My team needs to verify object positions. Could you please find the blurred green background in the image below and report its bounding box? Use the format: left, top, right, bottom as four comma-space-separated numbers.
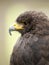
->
0, 0, 49, 65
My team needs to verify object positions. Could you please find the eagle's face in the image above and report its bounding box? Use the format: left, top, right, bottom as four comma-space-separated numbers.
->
9, 12, 33, 35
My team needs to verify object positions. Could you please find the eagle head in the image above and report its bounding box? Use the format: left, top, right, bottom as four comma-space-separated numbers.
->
9, 11, 49, 36
9, 11, 33, 35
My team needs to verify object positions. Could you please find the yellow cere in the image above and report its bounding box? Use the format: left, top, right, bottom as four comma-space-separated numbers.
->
14, 23, 24, 29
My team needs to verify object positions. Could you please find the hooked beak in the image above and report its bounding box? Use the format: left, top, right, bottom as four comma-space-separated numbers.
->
9, 23, 24, 35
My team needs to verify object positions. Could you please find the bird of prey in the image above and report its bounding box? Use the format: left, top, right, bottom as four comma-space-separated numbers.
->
9, 11, 49, 65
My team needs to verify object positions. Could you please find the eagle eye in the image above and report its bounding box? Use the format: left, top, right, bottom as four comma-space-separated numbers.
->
24, 22, 27, 25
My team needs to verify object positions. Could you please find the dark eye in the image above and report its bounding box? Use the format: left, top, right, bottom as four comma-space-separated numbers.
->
24, 22, 27, 25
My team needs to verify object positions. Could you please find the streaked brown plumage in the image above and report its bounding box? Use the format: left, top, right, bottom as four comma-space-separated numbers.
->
9, 11, 49, 65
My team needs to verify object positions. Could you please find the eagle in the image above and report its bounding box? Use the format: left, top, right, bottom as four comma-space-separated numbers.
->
9, 11, 49, 65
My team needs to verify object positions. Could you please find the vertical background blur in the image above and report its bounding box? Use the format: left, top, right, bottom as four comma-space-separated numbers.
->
0, 0, 49, 65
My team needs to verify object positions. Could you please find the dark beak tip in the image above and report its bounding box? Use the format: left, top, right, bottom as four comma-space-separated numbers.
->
9, 25, 17, 36
9, 32, 12, 36
9, 29, 12, 36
